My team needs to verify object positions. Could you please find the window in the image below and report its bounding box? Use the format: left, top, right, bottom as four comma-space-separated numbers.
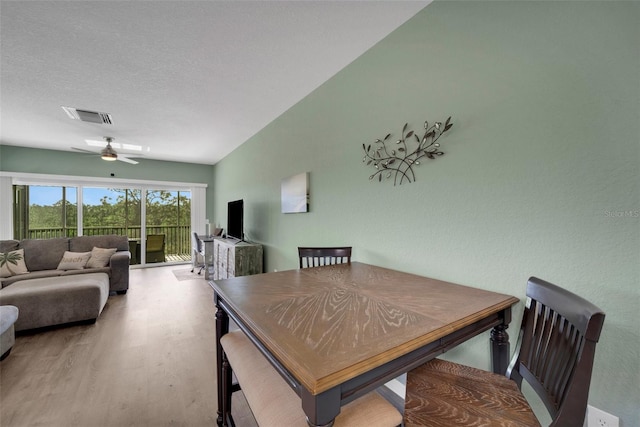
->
14, 185, 77, 239
11, 181, 198, 266
82, 187, 142, 237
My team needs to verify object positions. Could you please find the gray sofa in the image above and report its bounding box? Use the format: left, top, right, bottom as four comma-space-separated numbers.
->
0, 235, 130, 331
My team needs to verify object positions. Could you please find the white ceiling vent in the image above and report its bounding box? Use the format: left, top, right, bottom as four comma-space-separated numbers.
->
62, 106, 113, 124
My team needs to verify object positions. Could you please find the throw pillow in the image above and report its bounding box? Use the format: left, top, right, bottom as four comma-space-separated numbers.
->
86, 247, 117, 268
0, 249, 29, 277
57, 251, 91, 270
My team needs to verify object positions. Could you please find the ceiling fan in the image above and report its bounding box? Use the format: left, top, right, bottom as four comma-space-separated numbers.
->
71, 136, 140, 164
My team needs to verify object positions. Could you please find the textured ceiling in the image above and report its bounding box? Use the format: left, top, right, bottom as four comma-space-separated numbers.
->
0, 1, 429, 165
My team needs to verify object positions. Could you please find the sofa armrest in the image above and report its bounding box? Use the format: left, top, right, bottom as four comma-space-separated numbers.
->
109, 251, 130, 293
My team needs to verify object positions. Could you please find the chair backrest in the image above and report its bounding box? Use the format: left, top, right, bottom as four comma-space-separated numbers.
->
146, 234, 165, 252
298, 247, 352, 268
507, 277, 605, 427
192, 232, 203, 253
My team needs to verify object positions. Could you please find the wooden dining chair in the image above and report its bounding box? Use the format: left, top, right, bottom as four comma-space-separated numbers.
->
298, 246, 352, 268
404, 276, 605, 427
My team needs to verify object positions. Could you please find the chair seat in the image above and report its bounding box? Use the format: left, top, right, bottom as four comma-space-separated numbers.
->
405, 277, 605, 427
221, 330, 402, 427
404, 358, 541, 427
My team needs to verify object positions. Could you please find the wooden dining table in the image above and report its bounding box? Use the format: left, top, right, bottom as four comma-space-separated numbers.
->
211, 262, 519, 427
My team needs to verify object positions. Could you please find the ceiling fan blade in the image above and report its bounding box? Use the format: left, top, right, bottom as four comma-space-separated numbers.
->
71, 147, 98, 154
118, 156, 139, 165
74, 140, 141, 164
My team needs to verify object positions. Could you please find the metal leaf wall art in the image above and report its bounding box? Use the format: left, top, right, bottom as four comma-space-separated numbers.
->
362, 117, 454, 185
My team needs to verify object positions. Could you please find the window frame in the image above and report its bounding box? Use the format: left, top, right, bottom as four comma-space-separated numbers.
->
0, 173, 207, 261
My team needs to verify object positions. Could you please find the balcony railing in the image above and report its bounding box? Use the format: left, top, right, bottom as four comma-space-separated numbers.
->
26, 226, 192, 263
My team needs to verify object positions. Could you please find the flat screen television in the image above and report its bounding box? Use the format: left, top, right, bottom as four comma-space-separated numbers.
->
227, 199, 244, 241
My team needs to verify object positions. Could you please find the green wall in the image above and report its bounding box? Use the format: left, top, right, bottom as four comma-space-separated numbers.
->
212, 1, 639, 425
0, 145, 215, 217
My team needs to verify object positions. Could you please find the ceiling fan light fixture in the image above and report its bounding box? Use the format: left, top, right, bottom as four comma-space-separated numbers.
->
101, 137, 118, 161
101, 150, 118, 161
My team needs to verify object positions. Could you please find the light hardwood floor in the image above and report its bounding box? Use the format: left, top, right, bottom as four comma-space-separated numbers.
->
0, 266, 256, 427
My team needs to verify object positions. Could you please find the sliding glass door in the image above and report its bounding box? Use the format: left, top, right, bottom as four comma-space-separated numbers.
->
82, 187, 142, 263
13, 184, 191, 266
145, 190, 191, 264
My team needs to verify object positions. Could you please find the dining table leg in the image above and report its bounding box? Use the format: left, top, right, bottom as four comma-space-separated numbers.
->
490, 307, 512, 374
215, 293, 230, 427
300, 386, 341, 427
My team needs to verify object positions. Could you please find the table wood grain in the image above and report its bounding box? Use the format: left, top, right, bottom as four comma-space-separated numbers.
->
213, 262, 519, 397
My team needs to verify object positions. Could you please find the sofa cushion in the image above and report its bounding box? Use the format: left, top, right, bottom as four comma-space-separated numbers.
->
20, 238, 69, 271
0, 273, 110, 331
0, 240, 19, 253
0, 267, 114, 289
1, 249, 29, 278
0, 305, 19, 358
59, 267, 110, 278
1, 270, 61, 288
86, 247, 117, 268
57, 251, 92, 270
0, 305, 19, 334
70, 235, 129, 252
